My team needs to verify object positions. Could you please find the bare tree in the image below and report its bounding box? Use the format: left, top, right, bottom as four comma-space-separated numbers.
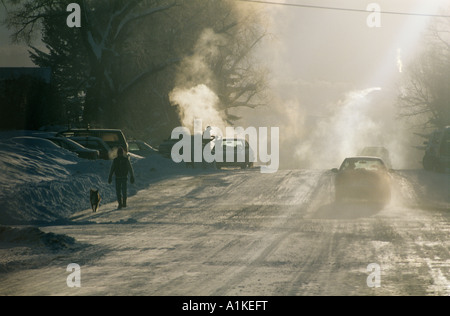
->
399, 16, 450, 130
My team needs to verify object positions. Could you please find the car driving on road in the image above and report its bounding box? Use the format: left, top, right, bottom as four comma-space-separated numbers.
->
358, 146, 392, 169
332, 156, 391, 204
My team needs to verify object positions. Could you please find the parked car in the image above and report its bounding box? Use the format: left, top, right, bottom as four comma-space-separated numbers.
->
214, 138, 255, 170
56, 129, 128, 152
332, 156, 391, 204
158, 138, 179, 158
11, 136, 61, 150
128, 140, 159, 157
159, 134, 215, 161
69, 136, 112, 160
423, 126, 450, 173
358, 147, 392, 169
46, 137, 99, 160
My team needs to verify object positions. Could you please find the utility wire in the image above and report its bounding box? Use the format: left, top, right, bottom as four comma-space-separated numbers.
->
237, 0, 450, 18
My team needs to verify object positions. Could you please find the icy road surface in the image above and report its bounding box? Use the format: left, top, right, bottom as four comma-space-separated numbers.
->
0, 169, 449, 296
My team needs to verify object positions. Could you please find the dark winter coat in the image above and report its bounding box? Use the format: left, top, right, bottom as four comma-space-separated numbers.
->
108, 155, 135, 183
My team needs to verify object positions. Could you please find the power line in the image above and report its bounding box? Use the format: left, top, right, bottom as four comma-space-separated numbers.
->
237, 0, 450, 18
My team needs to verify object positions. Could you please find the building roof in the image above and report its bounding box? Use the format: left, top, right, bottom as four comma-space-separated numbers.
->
0, 67, 52, 84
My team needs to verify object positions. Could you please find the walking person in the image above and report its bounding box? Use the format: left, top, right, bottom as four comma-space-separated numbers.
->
108, 147, 135, 209
202, 126, 217, 169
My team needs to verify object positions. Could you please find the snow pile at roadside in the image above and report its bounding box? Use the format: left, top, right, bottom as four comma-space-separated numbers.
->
396, 170, 450, 210
0, 226, 76, 250
0, 131, 185, 225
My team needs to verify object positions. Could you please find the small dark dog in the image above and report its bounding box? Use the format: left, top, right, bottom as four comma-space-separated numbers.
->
90, 189, 101, 213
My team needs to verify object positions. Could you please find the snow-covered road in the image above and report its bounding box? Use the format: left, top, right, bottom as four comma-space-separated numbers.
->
0, 168, 449, 296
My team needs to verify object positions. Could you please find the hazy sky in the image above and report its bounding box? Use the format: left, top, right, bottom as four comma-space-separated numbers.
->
260, 0, 448, 90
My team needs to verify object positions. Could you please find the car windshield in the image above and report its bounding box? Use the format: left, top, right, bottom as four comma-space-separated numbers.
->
101, 133, 119, 142
129, 143, 140, 151
340, 158, 386, 171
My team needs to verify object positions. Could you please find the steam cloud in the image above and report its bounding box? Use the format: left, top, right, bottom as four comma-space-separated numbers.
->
295, 87, 384, 169
169, 28, 227, 132
169, 84, 226, 132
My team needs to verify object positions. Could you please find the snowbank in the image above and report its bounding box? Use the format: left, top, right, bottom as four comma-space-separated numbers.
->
396, 169, 450, 210
0, 226, 75, 250
0, 131, 186, 225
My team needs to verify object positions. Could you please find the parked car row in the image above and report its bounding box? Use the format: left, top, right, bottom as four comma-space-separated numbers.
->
36, 128, 254, 168
24, 128, 158, 161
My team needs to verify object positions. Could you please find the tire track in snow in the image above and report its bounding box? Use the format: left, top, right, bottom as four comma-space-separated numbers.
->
209, 171, 329, 296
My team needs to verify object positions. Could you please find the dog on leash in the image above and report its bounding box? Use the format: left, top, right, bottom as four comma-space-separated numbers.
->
90, 189, 101, 213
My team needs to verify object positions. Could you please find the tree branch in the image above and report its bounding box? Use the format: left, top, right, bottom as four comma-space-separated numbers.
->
118, 57, 182, 96
113, 2, 177, 41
